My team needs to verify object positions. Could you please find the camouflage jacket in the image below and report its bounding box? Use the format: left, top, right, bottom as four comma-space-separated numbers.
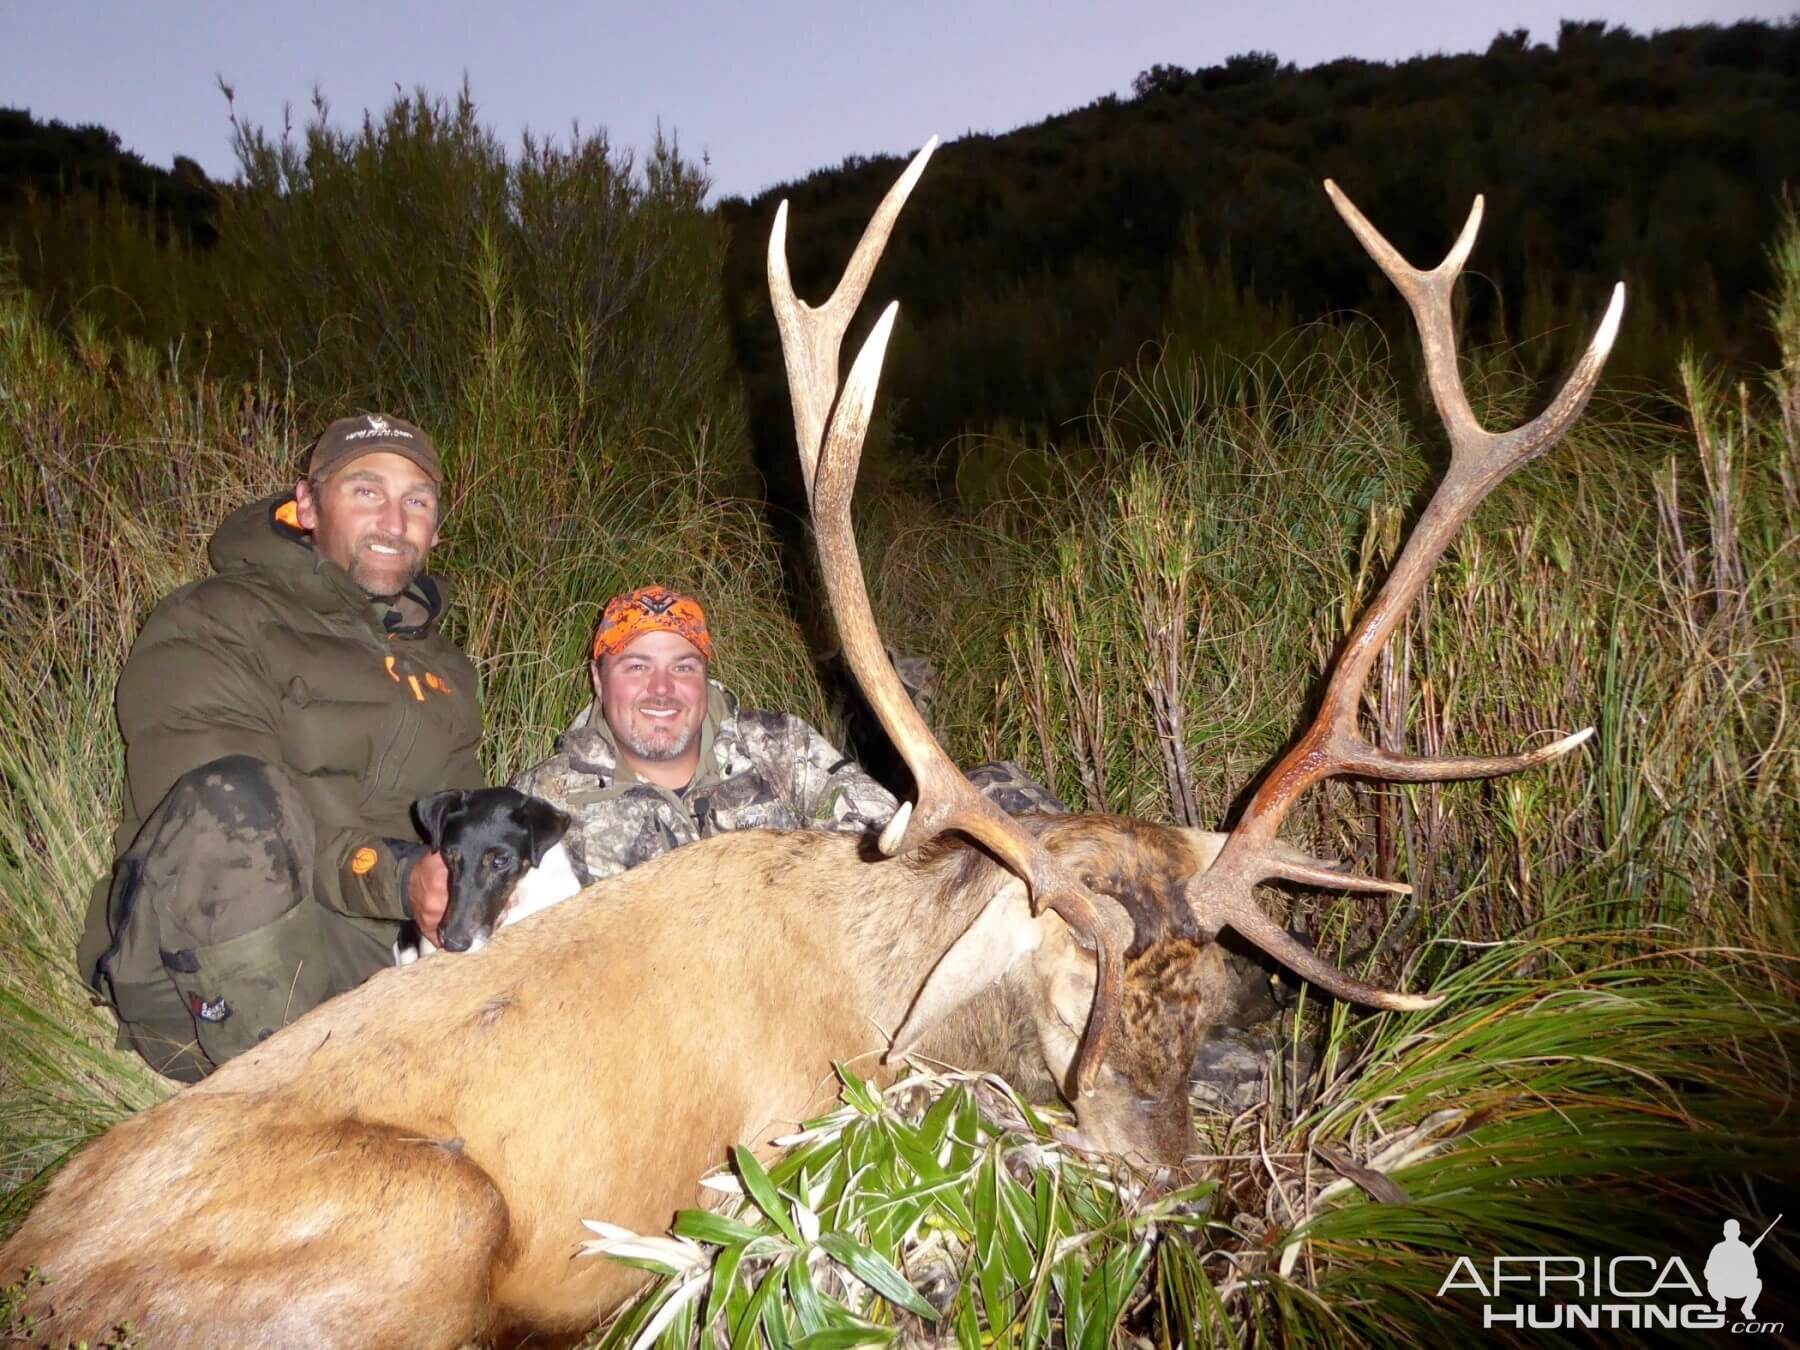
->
510, 683, 899, 886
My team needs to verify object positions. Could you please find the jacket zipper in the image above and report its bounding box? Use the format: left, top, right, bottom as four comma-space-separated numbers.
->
364, 653, 419, 810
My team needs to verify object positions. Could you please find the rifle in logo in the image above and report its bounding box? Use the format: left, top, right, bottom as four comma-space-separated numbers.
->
1706, 1214, 1780, 1319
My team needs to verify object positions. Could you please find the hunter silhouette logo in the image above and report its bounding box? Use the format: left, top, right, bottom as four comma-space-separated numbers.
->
1708, 1216, 1779, 1319
1437, 1214, 1785, 1334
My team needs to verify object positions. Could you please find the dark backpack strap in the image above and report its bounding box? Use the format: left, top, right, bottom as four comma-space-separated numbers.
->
90, 855, 143, 997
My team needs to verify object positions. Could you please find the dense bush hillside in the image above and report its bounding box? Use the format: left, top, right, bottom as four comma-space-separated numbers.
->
0, 107, 216, 246
7, 19, 1794, 484
722, 19, 1798, 488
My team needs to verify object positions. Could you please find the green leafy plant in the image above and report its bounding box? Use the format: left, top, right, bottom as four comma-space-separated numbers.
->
585, 1065, 1218, 1350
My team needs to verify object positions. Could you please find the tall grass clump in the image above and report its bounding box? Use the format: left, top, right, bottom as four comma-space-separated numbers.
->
10, 83, 742, 478
215, 85, 735, 456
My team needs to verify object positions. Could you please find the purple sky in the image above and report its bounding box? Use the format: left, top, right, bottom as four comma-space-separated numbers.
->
5, 0, 1786, 200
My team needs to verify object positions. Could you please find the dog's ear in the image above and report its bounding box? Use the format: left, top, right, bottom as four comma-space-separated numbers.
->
414, 789, 468, 850
517, 795, 573, 867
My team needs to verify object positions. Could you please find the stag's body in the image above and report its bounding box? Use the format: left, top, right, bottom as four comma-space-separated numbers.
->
2, 818, 1234, 1346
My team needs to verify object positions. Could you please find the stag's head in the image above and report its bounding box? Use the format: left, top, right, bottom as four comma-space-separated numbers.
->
768, 139, 1623, 1168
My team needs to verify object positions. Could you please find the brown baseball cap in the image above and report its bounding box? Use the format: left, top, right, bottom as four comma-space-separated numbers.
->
308, 412, 444, 484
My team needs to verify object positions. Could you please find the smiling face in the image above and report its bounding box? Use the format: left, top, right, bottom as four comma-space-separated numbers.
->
594, 629, 710, 788
293, 450, 441, 598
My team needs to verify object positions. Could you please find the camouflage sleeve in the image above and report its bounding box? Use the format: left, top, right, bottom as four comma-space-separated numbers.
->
775, 715, 899, 833
965, 761, 1069, 815
506, 754, 561, 806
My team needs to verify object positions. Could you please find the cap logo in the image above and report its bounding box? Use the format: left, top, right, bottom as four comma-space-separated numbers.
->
309, 412, 443, 484
344, 413, 415, 443
592, 585, 714, 661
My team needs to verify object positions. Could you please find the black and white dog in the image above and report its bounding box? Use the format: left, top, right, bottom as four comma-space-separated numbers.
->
395, 787, 581, 964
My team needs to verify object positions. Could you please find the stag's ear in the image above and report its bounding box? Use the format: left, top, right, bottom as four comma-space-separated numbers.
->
888, 882, 1040, 1061
1177, 828, 1230, 872
517, 796, 573, 867
414, 789, 467, 850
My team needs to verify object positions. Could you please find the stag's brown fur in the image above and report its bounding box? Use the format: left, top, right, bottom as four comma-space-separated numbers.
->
3, 814, 1252, 1347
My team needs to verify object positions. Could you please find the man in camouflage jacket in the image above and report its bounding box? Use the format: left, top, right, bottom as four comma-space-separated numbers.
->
78, 414, 479, 1081
512, 587, 898, 885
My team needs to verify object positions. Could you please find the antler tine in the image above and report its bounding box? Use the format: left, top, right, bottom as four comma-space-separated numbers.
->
1342, 726, 1597, 784
769, 146, 1122, 1093
1325, 183, 1487, 447
1181, 184, 1627, 1014
1210, 894, 1442, 1011
769, 137, 938, 497
1323, 180, 1626, 503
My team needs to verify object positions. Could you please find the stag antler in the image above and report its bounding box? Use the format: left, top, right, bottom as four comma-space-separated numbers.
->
768, 140, 1123, 1092
1180, 183, 1625, 1010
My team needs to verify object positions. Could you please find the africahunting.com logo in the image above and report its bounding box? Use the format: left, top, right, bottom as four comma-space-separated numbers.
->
1437, 1215, 1782, 1334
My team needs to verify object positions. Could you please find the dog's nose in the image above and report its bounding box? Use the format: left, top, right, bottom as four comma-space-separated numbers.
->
440, 931, 473, 953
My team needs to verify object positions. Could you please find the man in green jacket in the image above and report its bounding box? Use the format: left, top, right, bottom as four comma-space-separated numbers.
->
78, 413, 483, 1081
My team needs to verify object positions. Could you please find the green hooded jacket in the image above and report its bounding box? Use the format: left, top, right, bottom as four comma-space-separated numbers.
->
77, 491, 483, 983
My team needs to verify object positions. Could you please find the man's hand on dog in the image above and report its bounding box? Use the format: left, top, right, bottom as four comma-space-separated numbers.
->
408, 851, 450, 944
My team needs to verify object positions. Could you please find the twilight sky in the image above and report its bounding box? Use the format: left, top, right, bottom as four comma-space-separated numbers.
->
4, 0, 1786, 201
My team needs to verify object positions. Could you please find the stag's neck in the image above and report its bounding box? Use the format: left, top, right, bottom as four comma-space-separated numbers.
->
831, 838, 1011, 1037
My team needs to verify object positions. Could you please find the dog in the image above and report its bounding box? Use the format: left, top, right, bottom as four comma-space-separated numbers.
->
395, 787, 580, 964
